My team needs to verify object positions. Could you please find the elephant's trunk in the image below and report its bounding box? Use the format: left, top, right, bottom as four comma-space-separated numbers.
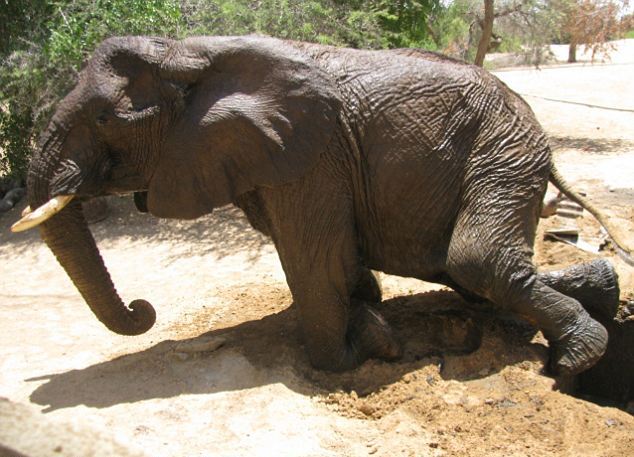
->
26, 133, 155, 335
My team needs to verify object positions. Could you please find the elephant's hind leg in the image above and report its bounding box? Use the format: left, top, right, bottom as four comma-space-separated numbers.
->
517, 279, 608, 374
445, 160, 607, 375
447, 227, 608, 375
537, 259, 620, 320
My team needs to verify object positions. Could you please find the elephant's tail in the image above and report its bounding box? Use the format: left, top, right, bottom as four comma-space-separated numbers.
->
549, 163, 633, 266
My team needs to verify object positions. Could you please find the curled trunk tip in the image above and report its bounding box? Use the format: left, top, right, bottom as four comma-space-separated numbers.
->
108, 299, 156, 335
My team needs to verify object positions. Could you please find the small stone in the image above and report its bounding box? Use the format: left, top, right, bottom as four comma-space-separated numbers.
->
174, 337, 225, 354
403, 373, 416, 383
496, 398, 517, 409
358, 402, 375, 416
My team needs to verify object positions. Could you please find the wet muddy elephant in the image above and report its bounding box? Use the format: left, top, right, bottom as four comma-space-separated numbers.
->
14, 36, 631, 376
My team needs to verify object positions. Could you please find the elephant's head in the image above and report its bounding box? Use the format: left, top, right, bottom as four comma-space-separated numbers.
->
13, 36, 340, 335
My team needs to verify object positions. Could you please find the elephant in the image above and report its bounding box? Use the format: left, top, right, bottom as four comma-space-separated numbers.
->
12, 36, 632, 376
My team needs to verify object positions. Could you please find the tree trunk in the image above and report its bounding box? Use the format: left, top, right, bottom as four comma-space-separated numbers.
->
474, 0, 495, 67
568, 41, 577, 63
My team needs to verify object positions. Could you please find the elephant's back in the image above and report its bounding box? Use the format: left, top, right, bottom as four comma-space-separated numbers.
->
299, 43, 549, 279
338, 54, 481, 277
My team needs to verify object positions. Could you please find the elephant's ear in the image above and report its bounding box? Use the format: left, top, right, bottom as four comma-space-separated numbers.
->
93, 36, 178, 123
145, 37, 342, 219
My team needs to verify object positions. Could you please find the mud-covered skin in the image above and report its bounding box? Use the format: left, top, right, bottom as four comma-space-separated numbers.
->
27, 36, 612, 375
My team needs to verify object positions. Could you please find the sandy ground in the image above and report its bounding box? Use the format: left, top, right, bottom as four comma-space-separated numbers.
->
1, 41, 633, 456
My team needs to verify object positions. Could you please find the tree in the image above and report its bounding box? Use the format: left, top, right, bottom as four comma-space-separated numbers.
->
472, 0, 537, 66
474, 0, 495, 66
365, 0, 443, 48
554, 0, 630, 63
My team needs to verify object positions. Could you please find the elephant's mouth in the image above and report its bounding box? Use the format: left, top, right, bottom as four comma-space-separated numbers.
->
105, 172, 148, 195
13, 162, 148, 232
53, 154, 148, 196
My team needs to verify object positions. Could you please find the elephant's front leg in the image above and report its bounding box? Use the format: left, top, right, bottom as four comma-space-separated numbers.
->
288, 247, 400, 370
268, 195, 400, 371
291, 276, 401, 371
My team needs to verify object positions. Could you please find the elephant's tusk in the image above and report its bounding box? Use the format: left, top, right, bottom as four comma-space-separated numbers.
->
21, 205, 32, 217
11, 195, 74, 232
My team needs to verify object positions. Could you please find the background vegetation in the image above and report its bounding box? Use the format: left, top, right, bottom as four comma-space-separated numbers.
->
1, 0, 632, 181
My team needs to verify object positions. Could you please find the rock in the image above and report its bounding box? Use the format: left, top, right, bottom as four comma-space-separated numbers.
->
0, 398, 147, 457
0, 188, 25, 212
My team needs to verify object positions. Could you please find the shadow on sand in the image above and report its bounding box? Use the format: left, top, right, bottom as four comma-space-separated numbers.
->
28, 289, 547, 413
549, 135, 634, 154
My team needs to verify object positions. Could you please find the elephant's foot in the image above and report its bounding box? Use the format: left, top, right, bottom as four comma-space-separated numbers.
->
348, 304, 402, 363
549, 313, 608, 376
538, 259, 620, 320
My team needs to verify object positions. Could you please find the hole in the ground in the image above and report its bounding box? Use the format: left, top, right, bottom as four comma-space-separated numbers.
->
574, 302, 634, 412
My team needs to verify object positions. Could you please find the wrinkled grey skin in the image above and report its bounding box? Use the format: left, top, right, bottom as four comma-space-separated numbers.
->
27, 36, 614, 375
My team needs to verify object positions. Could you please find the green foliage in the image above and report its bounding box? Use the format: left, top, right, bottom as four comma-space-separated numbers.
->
180, 0, 388, 48
497, 35, 523, 53
627, 29, 634, 38
0, 1, 53, 56
427, 0, 473, 59
369, 0, 441, 49
45, 0, 182, 71
0, 106, 33, 178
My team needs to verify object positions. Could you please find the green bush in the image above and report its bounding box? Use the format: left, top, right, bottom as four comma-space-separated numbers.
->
180, 0, 388, 48
425, 0, 473, 61
0, 107, 33, 179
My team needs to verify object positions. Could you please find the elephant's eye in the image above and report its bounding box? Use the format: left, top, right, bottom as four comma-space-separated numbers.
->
96, 113, 109, 126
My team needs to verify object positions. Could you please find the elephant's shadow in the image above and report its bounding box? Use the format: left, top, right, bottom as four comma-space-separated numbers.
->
28, 290, 548, 412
